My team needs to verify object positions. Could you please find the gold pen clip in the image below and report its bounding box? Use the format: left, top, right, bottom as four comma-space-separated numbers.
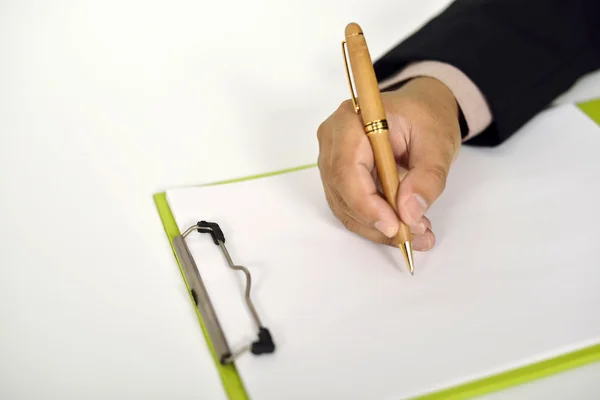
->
341, 39, 360, 114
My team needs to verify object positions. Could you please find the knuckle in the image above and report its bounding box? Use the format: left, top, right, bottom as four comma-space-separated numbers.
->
317, 152, 325, 174
424, 164, 448, 190
316, 129, 332, 177
337, 98, 356, 114
341, 214, 359, 233
316, 121, 327, 142
317, 150, 328, 180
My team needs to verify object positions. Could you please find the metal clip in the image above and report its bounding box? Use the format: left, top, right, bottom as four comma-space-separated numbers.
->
342, 39, 360, 113
172, 221, 275, 365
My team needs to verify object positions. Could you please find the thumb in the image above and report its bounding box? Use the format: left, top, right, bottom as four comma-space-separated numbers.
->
396, 138, 454, 226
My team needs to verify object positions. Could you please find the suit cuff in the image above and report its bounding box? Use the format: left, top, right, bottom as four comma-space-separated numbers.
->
378, 60, 492, 141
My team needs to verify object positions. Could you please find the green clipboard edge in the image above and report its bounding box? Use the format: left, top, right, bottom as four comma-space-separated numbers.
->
153, 99, 600, 400
578, 98, 600, 125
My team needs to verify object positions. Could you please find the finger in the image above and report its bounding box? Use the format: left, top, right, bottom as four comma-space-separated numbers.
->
362, 222, 435, 250
373, 164, 429, 235
326, 182, 435, 249
411, 215, 431, 235
316, 113, 335, 176
324, 184, 396, 246
332, 198, 436, 251
327, 102, 400, 238
412, 228, 435, 251
397, 127, 458, 226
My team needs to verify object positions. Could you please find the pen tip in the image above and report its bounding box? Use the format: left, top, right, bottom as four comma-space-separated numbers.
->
399, 241, 415, 275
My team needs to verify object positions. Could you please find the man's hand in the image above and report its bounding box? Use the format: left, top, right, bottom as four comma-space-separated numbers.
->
317, 77, 461, 251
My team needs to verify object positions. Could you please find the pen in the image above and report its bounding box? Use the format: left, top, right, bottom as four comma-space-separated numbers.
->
341, 22, 415, 275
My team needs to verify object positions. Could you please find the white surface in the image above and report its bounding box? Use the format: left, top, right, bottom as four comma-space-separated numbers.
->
1, 0, 599, 399
165, 105, 600, 400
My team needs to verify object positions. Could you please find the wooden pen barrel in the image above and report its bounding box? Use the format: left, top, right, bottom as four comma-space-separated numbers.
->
344, 22, 386, 124
344, 22, 412, 244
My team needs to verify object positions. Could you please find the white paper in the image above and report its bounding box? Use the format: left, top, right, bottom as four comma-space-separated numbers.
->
165, 104, 600, 400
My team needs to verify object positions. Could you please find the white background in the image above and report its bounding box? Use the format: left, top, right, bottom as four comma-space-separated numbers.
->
1, 0, 599, 399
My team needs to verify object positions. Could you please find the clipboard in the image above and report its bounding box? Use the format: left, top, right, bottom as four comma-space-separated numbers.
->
153, 163, 314, 400
153, 99, 600, 400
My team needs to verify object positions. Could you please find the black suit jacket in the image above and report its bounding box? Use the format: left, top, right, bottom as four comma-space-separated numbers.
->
373, 0, 600, 146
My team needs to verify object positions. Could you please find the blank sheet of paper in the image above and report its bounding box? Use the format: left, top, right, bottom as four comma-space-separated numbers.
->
165, 104, 600, 400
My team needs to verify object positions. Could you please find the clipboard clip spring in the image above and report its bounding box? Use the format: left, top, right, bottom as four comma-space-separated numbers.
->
172, 221, 275, 365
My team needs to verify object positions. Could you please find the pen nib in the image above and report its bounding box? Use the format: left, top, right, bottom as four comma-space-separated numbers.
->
399, 241, 415, 275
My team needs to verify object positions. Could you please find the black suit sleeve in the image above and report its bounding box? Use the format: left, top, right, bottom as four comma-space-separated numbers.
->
373, 0, 600, 146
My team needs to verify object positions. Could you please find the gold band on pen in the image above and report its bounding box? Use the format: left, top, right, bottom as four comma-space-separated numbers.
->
365, 119, 389, 135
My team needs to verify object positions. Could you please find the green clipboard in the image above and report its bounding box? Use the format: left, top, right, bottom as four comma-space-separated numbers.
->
153, 99, 600, 400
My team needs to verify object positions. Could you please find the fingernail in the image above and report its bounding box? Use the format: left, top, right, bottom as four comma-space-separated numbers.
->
413, 231, 434, 251
404, 194, 428, 223
375, 221, 397, 238
411, 221, 427, 235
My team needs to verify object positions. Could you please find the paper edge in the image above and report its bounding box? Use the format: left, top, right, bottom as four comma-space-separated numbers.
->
151, 99, 600, 400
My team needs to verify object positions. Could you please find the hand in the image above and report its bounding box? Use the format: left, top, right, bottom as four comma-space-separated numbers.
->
317, 77, 461, 251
